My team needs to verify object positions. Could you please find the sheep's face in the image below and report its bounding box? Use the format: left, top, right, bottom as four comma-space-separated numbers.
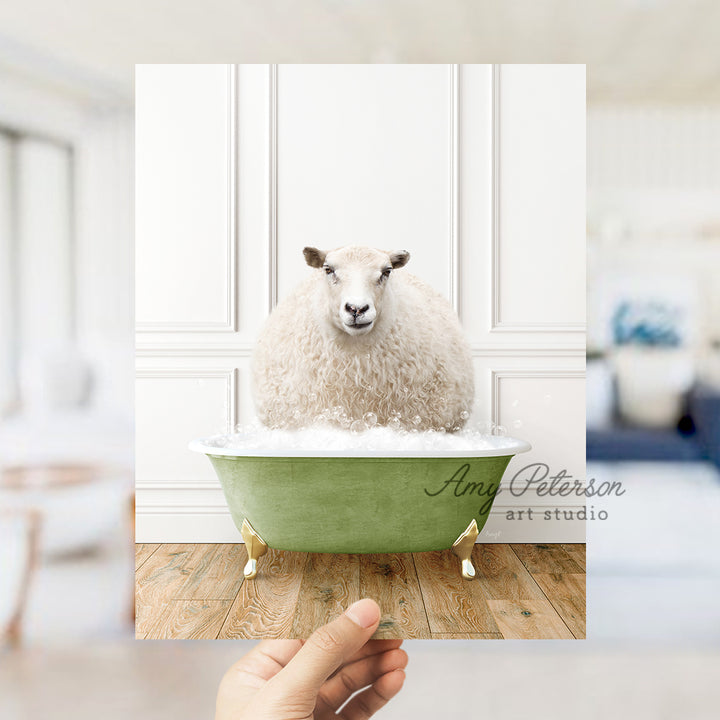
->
304, 245, 410, 337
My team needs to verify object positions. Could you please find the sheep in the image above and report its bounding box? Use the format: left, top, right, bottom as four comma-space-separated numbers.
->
252, 245, 475, 432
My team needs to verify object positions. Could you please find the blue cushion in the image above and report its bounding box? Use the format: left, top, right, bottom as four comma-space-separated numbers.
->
587, 427, 704, 462
688, 384, 720, 467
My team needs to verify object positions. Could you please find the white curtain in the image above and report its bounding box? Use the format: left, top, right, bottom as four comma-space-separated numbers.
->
0, 131, 74, 416
0, 132, 15, 415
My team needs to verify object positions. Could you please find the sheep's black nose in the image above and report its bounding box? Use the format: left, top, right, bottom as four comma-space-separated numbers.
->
345, 303, 369, 317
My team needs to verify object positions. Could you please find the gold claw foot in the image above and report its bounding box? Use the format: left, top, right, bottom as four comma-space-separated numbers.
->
451, 519, 479, 580
241, 518, 268, 579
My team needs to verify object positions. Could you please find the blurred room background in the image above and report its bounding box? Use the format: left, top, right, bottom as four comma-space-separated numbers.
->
586, 103, 720, 641
0, 32, 134, 646
1, 1, 720, 718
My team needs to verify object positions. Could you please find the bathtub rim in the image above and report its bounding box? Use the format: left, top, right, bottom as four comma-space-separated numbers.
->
188, 434, 531, 459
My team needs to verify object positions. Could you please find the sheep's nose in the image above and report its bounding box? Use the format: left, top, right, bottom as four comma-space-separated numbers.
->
345, 303, 370, 317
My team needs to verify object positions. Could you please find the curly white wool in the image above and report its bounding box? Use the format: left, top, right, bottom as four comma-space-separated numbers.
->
252, 246, 475, 431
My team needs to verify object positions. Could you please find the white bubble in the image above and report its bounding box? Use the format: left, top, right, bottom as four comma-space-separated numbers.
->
512, 419, 523, 429
494, 424, 508, 436
412, 415, 422, 426
459, 410, 470, 421
350, 419, 365, 434
363, 412, 378, 428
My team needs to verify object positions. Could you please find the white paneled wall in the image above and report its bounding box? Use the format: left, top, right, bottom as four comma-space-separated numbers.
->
276, 64, 453, 302
494, 65, 586, 331
135, 64, 236, 330
136, 64, 586, 543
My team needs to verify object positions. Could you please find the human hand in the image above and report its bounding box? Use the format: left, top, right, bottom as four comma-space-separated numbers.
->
215, 598, 407, 719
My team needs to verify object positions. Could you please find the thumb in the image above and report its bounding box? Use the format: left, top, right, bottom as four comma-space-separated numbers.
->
270, 599, 381, 698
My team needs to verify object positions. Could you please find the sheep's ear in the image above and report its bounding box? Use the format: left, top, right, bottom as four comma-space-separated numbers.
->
303, 247, 327, 268
389, 250, 410, 269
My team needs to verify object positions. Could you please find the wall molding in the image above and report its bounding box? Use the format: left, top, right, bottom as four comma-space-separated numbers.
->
264, 64, 460, 316
490, 505, 585, 511
471, 345, 585, 357
137, 503, 585, 516
136, 480, 221, 490
136, 366, 239, 431
490, 368, 585, 426
491, 321, 587, 333
137, 342, 585, 358
136, 510, 583, 543
136, 343, 255, 357
135, 478, 584, 498
488, 64, 585, 335
136, 504, 230, 515
136, 64, 238, 334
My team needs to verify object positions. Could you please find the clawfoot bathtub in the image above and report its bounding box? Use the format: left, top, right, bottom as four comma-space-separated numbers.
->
189, 436, 531, 580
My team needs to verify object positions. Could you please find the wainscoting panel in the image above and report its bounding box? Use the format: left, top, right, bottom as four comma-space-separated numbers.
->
135, 64, 236, 331
135, 368, 237, 484
275, 64, 454, 306
491, 64, 586, 334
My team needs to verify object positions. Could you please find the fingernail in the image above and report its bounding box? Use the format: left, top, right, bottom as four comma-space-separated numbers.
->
345, 599, 380, 628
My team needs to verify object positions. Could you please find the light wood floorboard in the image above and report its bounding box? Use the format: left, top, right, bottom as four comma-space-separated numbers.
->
531, 572, 586, 639
135, 543, 160, 571
360, 554, 430, 639
220, 548, 308, 639
413, 550, 500, 635
136, 543, 585, 640
291, 553, 360, 638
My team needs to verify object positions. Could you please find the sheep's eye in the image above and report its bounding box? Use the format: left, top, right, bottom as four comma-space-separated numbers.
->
324, 266, 335, 276
379, 267, 392, 281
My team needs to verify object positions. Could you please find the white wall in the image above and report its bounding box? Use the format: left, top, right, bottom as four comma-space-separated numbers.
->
136, 64, 586, 543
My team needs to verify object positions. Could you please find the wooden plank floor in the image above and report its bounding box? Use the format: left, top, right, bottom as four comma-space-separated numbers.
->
136, 543, 585, 640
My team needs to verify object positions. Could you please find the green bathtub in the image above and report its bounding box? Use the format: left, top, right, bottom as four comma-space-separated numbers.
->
189, 436, 530, 580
